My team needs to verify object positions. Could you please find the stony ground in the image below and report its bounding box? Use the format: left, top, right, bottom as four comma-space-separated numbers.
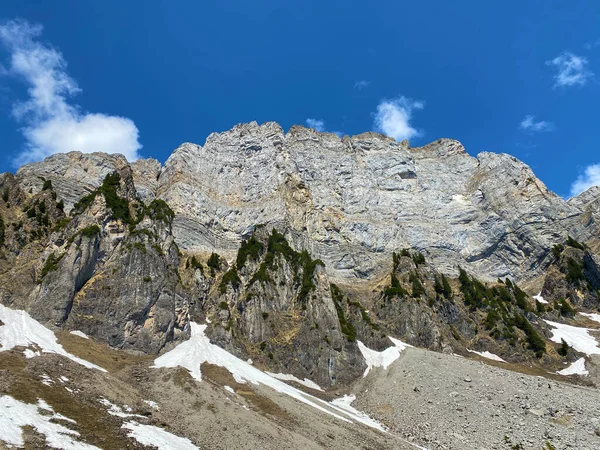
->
353, 347, 600, 450
2, 329, 600, 449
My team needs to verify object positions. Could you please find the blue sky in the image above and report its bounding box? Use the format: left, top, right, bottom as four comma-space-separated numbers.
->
0, 1, 599, 198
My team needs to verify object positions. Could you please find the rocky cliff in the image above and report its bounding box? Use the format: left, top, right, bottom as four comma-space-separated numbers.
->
3, 121, 600, 388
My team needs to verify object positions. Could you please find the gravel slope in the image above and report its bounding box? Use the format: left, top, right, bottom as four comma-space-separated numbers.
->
353, 347, 600, 450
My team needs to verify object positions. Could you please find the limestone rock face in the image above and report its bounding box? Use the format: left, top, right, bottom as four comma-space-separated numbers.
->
157, 122, 594, 283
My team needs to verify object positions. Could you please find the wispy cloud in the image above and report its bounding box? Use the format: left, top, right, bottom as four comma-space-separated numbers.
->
353, 80, 370, 90
519, 115, 553, 132
571, 164, 600, 197
373, 96, 424, 142
0, 19, 142, 166
545, 52, 593, 88
305, 118, 326, 132
584, 39, 600, 50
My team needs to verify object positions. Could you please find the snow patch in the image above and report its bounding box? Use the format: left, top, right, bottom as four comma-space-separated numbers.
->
224, 385, 235, 394
330, 395, 386, 432
143, 400, 159, 410
557, 357, 588, 376
0, 305, 106, 372
467, 349, 506, 362
123, 421, 199, 450
544, 320, 600, 355
41, 374, 54, 386
357, 337, 411, 377
152, 323, 387, 431
533, 293, 548, 304
265, 372, 323, 391
580, 312, 600, 324
0, 395, 99, 449
99, 399, 144, 418
69, 330, 89, 339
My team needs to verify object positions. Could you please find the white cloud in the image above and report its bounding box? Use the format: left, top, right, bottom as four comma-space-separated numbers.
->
306, 118, 326, 132
571, 164, 600, 197
546, 52, 593, 88
519, 115, 553, 132
354, 80, 370, 90
373, 96, 423, 141
0, 19, 142, 166
584, 39, 600, 50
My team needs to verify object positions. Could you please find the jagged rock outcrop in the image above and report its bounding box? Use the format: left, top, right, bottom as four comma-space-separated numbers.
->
3, 120, 600, 386
157, 122, 595, 283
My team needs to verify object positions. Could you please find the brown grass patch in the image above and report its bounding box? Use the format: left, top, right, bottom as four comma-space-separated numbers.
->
56, 330, 152, 373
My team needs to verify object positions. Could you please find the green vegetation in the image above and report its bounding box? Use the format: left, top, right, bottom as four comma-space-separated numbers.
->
514, 314, 546, 357
262, 312, 269, 319
330, 284, 357, 341
207, 252, 221, 275
218, 301, 229, 310
145, 199, 174, 224
409, 271, 425, 298
236, 236, 264, 268
98, 172, 131, 223
557, 338, 570, 357
565, 257, 584, 284
41, 252, 65, 278
72, 172, 135, 225
79, 224, 101, 238
2, 188, 9, 202
566, 235, 584, 250
189, 256, 204, 274
219, 266, 241, 294
249, 229, 324, 305
556, 298, 575, 317
412, 251, 425, 266
383, 272, 408, 299
42, 179, 53, 191
143, 276, 152, 283
56, 199, 64, 211
551, 243, 564, 259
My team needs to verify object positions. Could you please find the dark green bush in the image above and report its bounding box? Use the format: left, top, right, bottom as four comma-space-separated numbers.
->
236, 236, 264, 268
218, 301, 229, 310
412, 251, 425, 266
146, 199, 174, 224
566, 257, 584, 283
383, 272, 407, 299
330, 284, 357, 341
551, 244, 564, 259
41, 252, 65, 278
207, 253, 221, 273
566, 236, 584, 250
557, 338, 569, 357
219, 266, 241, 294
42, 179, 53, 191
80, 224, 101, 238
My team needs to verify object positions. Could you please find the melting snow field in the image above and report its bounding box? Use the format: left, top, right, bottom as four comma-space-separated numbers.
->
580, 312, 600, 324
152, 323, 386, 430
69, 330, 89, 339
544, 320, 600, 355
466, 349, 506, 362
265, 372, 323, 391
357, 337, 412, 377
123, 422, 199, 450
533, 293, 548, 304
0, 304, 106, 372
557, 357, 588, 376
0, 395, 99, 449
